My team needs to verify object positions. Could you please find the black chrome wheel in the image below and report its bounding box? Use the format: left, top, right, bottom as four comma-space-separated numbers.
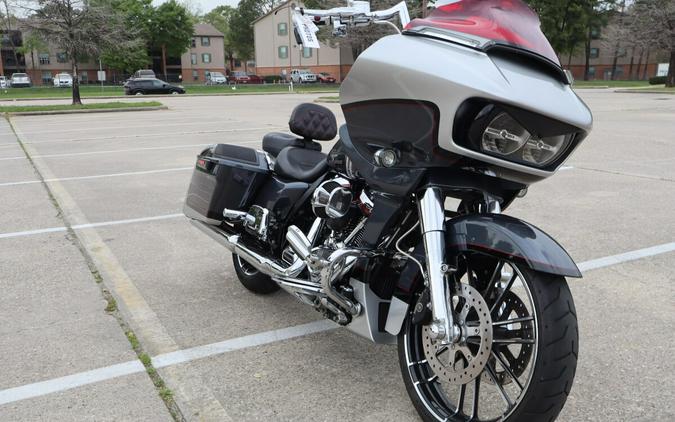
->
398, 255, 578, 422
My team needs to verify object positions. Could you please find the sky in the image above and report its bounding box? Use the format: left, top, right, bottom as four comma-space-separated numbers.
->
152, 0, 240, 15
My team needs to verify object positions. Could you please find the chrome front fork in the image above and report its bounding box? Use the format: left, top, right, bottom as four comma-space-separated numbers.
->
418, 187, 460, 344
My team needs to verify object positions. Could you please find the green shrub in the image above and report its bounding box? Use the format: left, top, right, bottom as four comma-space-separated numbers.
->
263, 75, 283, 84
649, 76, 667, 85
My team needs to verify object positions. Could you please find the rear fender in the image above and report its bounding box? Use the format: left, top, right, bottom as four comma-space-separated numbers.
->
446, 214, 581, 278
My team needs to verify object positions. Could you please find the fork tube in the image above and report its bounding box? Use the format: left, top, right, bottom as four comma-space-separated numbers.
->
418, 187, 454, 344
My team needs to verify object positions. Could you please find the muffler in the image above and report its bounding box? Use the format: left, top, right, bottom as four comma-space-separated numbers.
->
189, 219, 306, 278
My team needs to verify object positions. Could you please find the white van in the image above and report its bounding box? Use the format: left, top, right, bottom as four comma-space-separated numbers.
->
53, 73, 73, 88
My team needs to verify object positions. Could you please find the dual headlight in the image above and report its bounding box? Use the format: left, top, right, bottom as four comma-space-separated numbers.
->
481, 112, 573, 167
457, 101, 582, 170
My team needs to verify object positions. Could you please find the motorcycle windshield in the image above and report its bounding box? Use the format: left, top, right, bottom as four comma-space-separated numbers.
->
405, 0, 559, 65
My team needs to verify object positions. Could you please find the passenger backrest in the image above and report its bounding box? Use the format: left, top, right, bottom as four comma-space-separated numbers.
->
288, 103, 337, 141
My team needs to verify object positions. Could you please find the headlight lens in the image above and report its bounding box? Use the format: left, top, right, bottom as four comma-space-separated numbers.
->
480, 111, 573, 167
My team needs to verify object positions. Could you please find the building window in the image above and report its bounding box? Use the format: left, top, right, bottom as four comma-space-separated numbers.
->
590, 48, 599, 59
79, 73, 88, 83
234, 59, 241, 67
278, 22, 288, 36
202, 53, 211, 63
278, 46, 288, 59
42, 71, 52, 84
587, 66, 596, 78
56, 52, 67, 63
192, 70, 199, 81
191, 38, 196, 48
201, 37, 210, 47
590, 28, 600, 39
191, 53, 197, 65
302, 47, 312, 58
38, 53, 50, 65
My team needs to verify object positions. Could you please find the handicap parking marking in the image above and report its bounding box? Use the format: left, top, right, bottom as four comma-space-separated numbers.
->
0, 244, 672, 407
0, 167, 194, 187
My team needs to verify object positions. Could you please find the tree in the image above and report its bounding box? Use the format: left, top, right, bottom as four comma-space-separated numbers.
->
627, 0, 675, 86
17, 33, 46, 81
150, 0, 193, 81
23, 0, 131, 105
527, 0, 591, 60
226, 0, 264, 66
100, 0, 154, 77
203, 5, 236, 70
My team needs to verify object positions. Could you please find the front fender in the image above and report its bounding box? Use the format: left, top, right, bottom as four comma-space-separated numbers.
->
446, 214, 581, 278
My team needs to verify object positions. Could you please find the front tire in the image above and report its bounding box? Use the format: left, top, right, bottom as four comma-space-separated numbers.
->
398, 260, 578, 422
232, 254, 279, 294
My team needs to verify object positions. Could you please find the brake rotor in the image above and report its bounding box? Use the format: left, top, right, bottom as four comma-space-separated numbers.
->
483, 290, 535, 385
422, 283, 492, 385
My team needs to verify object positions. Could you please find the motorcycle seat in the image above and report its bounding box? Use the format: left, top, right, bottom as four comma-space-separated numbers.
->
274, 146, 328, 182
262, 132, 321, 157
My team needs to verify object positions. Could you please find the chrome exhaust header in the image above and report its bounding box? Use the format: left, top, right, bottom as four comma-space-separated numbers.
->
189, 219, 306, 278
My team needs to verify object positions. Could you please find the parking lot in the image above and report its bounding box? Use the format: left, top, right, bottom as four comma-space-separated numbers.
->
0, 90, 673, 421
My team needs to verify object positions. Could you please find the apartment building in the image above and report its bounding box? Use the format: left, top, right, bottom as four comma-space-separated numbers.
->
253, 1, 354, 81
564, 23, 667, 81
3, 23, 227, 85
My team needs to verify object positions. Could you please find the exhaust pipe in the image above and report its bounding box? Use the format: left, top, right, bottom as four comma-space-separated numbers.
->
190, 219, 306, 278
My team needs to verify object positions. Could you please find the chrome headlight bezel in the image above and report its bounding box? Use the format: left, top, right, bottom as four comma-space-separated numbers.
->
454, 99, 586, 171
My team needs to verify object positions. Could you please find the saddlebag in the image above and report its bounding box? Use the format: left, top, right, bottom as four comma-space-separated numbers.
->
184, 144, 269, 224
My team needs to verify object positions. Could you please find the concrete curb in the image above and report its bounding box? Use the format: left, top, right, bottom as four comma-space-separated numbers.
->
0, 90, 340, 103
1, 106, 168, 116
613, 89, 675, 94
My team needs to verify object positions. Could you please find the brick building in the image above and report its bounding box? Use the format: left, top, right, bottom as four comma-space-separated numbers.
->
253, 1, 354, 81
563, 26, 667, 81
3, 23, 228, 85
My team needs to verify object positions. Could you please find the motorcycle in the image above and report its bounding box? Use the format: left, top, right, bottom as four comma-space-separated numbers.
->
183, 1, 592, 420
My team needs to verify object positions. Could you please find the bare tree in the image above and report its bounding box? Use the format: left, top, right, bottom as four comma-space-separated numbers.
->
626, 0, 675, 86
22, 0, 132, 104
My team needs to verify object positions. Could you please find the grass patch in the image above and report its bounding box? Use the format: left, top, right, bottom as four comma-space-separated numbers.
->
104, 295, 117, 312
573, 80, 650, 88
315, 95, 340, 103
0, 101, 162, 113
0, 83, 339, 100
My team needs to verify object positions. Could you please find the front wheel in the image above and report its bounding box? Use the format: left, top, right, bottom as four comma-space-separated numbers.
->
398, 258, 578, 422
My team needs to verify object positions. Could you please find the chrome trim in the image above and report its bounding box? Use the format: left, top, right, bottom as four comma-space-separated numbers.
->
189, 219, 305, 278
243, 205, 269, 241
286, 225, 311, 261
223, 208, 248, 222
418, 187, 455, 344
183, 203, 221, 226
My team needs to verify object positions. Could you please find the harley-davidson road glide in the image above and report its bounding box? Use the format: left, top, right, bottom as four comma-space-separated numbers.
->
183, 0, 592, 420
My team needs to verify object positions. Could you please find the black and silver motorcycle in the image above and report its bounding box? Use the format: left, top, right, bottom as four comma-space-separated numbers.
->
184, 1, 592, 420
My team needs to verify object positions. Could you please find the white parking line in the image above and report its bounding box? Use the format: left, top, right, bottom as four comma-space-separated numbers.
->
0, 141, 260, 161
0, 126, 283, 147
0, 213, 183, 240
0, 167, 193, 187
0, 242, 672, 405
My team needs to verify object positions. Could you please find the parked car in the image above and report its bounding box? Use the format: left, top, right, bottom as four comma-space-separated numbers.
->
317, 72, 337, 83
132, 69, 155, 80
53, 73, 73, 88
0, 76, 6, 88
206, 72, 227, 85
245, 73, 264, 84
10, 73, 31, 88
124, 78, 185, 95
227, 72, 263, 84
290, 69, 317, 83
